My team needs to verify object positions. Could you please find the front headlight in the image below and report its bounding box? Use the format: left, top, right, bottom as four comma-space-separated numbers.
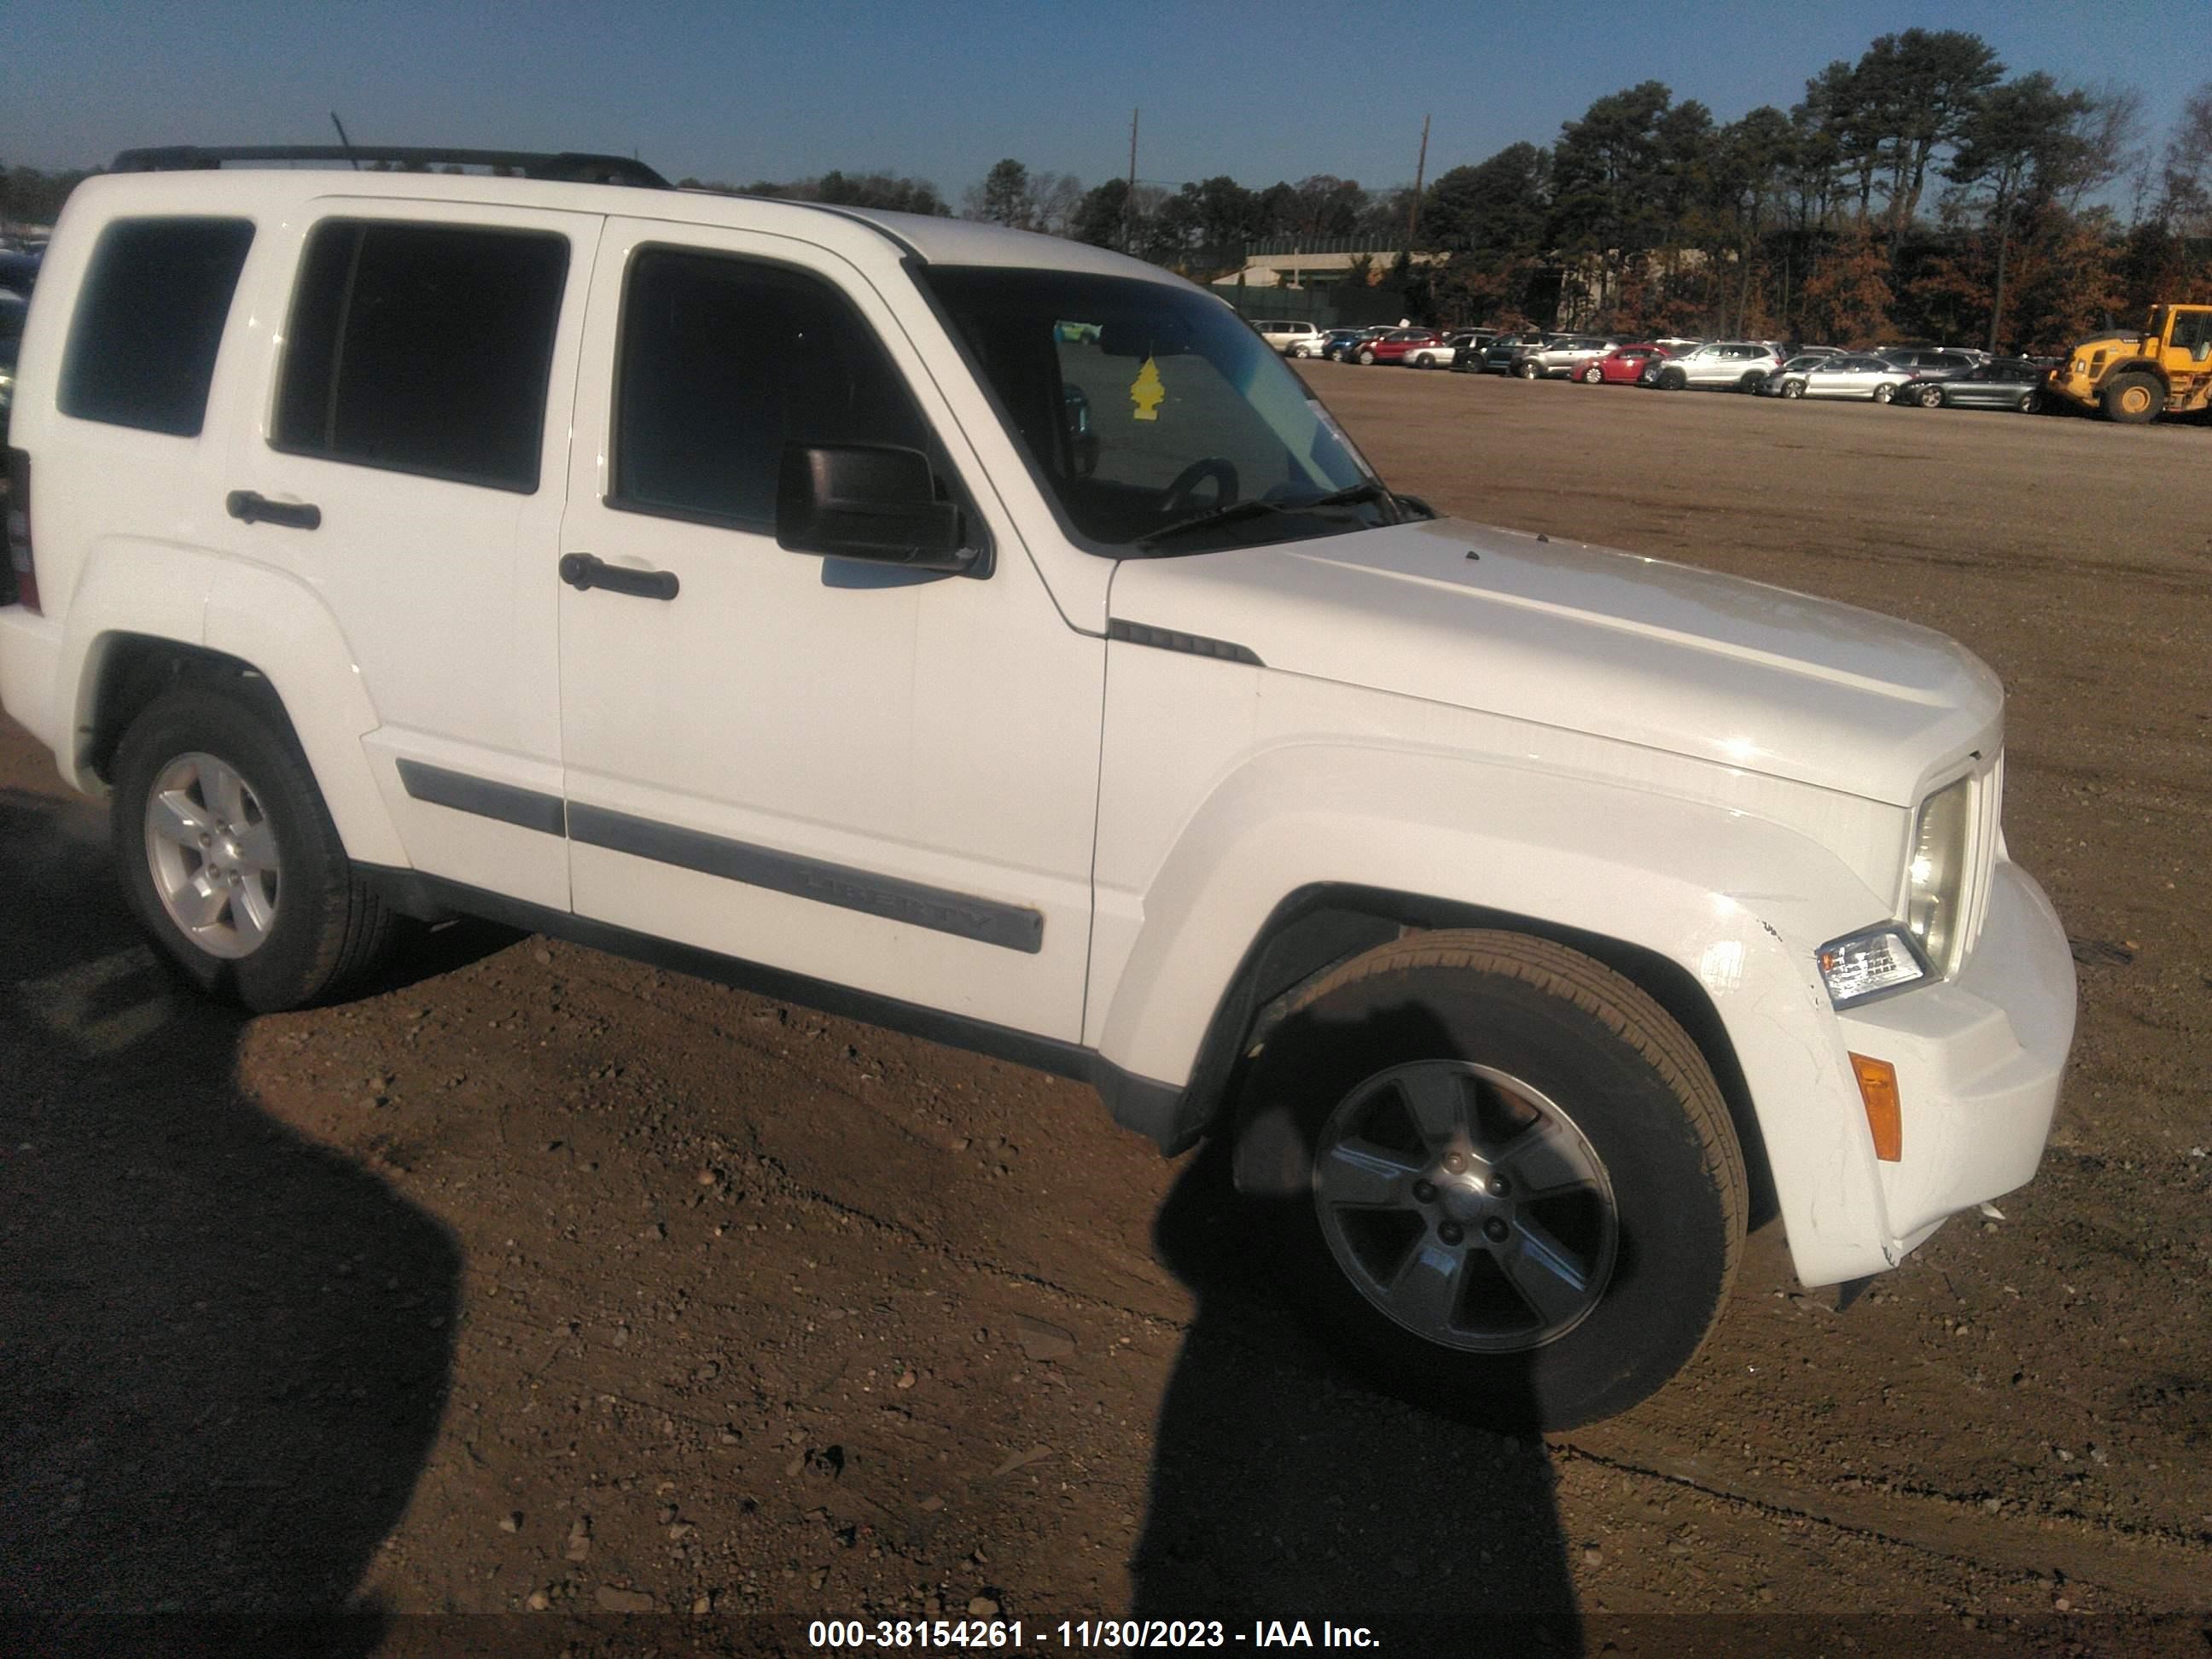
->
1904, 777, 1972, 973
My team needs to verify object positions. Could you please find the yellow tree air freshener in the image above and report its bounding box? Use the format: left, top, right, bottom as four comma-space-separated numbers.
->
1130, 355, 1165, 421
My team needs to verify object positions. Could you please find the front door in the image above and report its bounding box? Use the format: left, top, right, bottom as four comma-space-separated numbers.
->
555, 217, 1104, 1041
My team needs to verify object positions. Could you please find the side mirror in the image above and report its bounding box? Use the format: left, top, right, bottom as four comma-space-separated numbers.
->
776, 444, 972, 572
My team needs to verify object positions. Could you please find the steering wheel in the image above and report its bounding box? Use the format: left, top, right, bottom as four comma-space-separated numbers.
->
1157, 457, 1239, 518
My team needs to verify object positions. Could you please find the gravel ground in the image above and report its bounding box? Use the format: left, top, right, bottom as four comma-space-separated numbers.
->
3, 365, 2209, 1657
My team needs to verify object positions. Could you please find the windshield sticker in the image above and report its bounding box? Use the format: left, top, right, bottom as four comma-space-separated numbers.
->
1130, 356, 1165, 422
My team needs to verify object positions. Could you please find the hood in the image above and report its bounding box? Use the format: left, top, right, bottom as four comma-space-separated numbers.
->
1106, 517, 2002, 806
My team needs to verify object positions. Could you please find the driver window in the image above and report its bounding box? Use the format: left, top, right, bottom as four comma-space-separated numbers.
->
610, 247, 934, 530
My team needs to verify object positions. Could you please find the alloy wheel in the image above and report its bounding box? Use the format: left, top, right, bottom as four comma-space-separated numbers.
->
1311, 1059, 1620, 1353
143, 751, 282, 959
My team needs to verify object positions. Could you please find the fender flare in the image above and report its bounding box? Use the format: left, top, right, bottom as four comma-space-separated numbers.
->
64, 542, 408, 867
1090, 743, 1906, 1287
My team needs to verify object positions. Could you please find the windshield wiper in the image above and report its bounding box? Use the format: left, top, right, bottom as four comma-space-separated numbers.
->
1136, 481, 1400, 552
1307, 480, 1403, 520
1136, 497, 1302, 551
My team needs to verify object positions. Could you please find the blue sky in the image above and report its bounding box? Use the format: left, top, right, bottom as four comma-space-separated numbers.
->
1, 1, 2201, 199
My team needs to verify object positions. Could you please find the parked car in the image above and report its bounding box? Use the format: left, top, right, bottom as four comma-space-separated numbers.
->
1356, 328, 1447, 366
0, 288, 24, 442
1253, 319, 1324, 356
1763, 352, 1914, 402
1406, 330, 1486, 369
1464, 331, 1547, 374
2, 144, 2076, 1433
1324, 325, 1390, 363
1894, 357, 2049, 412
1649, 341, 1785, 392
1878, 347, 1980, 380
1514, 335, 1621, 379
0, 249, 39, 297
1573, 343, 1668, 384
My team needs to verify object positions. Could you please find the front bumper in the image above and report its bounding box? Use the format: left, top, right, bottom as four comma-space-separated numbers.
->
1834, 858, 2076, 1257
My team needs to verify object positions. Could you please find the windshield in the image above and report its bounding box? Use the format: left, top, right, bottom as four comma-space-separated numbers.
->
920, 266, 1388, 555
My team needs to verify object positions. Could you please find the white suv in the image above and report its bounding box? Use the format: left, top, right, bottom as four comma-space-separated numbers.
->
1652, 341, 1786, 392
1252, 319, 1323, 355
0, 147, 2076, 1429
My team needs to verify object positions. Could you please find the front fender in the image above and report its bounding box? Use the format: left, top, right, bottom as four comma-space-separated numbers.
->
1091, 742, 1907, 1285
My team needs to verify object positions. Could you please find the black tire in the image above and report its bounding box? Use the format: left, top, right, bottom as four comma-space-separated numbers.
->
1580, 365, 1603, 384
1738, 371, 1764, 393
1516, 360, 1540, 379
1357, 348, 1377, 365
1657, 368, 1686, 391
1871, 382, 1895, 404
1780, 381, 1804, 399
2017, 389, 2040, 415
112, 679, 398, 1012
2101, 373, 2160, 423
1917, 384, 1944, 408
1235, 929, 1747, 1430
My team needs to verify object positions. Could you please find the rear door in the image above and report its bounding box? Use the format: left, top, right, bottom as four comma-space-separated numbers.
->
225, 200, 596, 908
552, 217, 1104, 1041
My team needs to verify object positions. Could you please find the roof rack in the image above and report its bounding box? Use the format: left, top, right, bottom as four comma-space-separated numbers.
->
108, 146, 669, 189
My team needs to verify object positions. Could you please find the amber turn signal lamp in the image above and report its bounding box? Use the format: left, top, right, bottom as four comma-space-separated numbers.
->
1849, 1053, 1903, 1161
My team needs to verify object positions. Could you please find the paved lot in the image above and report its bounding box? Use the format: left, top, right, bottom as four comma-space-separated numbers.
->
3, 365, 2209, 1655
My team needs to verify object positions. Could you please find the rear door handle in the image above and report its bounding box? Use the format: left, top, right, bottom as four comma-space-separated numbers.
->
559, 551, 679, 601
226, 490, 321, 530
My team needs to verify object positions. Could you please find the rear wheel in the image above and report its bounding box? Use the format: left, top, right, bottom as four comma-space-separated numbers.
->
113, 680, 398, 1011
1872, 382, 1896, 404
2017, 389, 2040, 414
2102, 373, 2160, 423
1738, 370, 1764, 393
1236, 929, 1748, 1430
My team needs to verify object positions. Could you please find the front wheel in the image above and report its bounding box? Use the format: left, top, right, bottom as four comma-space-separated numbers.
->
2101, 374, 2160, 423
1236, 929, 1748, 1430
1780, 380, 1804, 399
1872, 382, 1895, 404
1357, 348, 1377, 365
1917, 384, 1944, 408
1517, 361, 1539, 380
1580, 365, 1603, 384
1657, 369, 1686, 391
112, 679, 398, 1011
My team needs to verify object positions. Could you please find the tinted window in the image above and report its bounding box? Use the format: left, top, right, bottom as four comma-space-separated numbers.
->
60, 217, 253, 436
2169, 311, 2212, 353
274, 221, 568, 492
613, 248, 929, 529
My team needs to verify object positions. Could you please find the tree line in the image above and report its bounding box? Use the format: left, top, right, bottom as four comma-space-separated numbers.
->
11, 33, 2211, 351
701, 33, 2212, 353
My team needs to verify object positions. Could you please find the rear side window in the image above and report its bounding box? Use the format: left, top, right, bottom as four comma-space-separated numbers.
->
611, 248, 929, 529
273, 220, 568, 492
60, 217, 254, 436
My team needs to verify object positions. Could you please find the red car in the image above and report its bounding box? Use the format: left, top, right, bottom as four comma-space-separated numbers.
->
1572, 343, 1669, 384
1357, 328, 1446, 365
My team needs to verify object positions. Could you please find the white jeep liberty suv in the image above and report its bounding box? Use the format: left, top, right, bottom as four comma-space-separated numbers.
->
0, 147, 2076, 1429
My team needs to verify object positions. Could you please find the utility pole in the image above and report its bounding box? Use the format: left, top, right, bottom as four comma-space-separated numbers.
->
1125, 108, 1140, 254
1406, 114, 1429, 246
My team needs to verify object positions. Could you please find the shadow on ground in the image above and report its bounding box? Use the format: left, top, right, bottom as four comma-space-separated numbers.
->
0, 787, 461, 1654
1132, 1133, 1582, 1650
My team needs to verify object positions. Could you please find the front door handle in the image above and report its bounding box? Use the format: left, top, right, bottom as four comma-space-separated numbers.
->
559, 552, 679, 602
226, 490, 321, 530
